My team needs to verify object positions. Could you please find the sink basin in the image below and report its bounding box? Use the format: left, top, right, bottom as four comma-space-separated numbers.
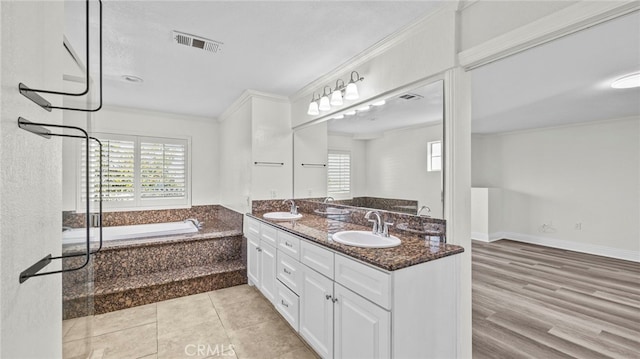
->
263, 212, 303, 221
332, 231, 401, 248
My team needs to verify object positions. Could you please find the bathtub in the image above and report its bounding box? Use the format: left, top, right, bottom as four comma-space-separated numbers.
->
63, 221, 199, 244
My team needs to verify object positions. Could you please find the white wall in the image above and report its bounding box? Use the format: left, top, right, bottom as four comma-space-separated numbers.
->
251, 96, 292, 201
294, 122, 328, 198
1, 1, 65, 357
471, 117, 640, 260
63, 106, 219, 211
365, 124, 443, 216
219, 99, 252, 214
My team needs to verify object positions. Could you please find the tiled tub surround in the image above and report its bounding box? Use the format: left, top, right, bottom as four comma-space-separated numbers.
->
62, 205, 247, 319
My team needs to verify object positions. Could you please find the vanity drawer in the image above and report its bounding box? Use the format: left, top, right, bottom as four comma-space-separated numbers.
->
277, 251, 303, 295
335, 254, 391, 309
278, 231, 301, 260
260, 223, 278, 247
276, 280, 300, 332
245, 217, 260, 240
300, 240, 334, 279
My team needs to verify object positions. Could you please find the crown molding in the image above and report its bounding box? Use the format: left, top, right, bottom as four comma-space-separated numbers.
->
218, 89, 290, 122
459, 0, 640, 70
289, 1, 457, 103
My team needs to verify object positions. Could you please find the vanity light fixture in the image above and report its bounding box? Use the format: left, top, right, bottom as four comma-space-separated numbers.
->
357, 105, 370, 112
372, 99, 386, 106
307, 93, 320, 115
611, 72, 640, 89
333, 114, 344, 120
331, 79, 345, 106
122, 75, 143, 84
319, 86, 332, 111
345, 110, 357, 116
345, 71, 363, 100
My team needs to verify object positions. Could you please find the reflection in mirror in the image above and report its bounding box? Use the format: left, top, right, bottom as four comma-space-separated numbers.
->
294, 80, 444, 219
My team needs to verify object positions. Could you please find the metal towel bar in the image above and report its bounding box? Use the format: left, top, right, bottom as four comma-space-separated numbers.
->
19, 0, 103, 113
301, 163, 326, 167
17, 118, 103, 283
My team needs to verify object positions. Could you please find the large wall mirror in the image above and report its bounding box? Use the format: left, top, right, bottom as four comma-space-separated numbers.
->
293, 79, 444, 219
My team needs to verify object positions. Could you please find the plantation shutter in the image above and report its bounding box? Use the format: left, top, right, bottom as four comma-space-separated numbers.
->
327, 151, 351, 195
82, 138, 136, 202
140, 140, 187, 200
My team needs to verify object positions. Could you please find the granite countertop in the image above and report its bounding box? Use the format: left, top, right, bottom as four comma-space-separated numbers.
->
248, 211, 464, 271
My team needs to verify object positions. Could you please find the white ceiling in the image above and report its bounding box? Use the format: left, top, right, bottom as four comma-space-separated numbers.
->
471, 11, 640, 134
327, 80, 443, 137
64, 0, 445, 119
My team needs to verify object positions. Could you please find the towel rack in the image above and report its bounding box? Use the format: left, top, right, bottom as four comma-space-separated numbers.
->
301, 163, 326, 167
19, 0, 103, 113
254, 161, 284, 166
17, 118, 103, 283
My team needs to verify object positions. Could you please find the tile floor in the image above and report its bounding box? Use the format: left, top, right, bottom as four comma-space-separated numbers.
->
63, 285, 319, 359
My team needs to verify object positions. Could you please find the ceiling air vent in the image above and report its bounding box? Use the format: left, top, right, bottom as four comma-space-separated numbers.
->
399, 93, 424, 100
172, 31, 223, 53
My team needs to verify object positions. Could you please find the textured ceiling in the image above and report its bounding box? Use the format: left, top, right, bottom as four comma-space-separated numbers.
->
471, 11, 640, 134
64, 0, 444, 119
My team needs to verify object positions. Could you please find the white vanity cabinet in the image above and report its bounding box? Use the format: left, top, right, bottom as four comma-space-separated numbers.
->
245, 216, 459, 359
245, 218, 277, 305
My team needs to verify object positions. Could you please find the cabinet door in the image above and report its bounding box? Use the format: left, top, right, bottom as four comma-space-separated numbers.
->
300, 267, 334, 359
259, 242, 277, 305
334, 284, 390, 359
247, 236, 261, 287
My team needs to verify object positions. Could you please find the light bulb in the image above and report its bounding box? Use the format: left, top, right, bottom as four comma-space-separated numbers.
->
357, 105, 370, 112
330, 89, 343, 106
372, 100, 386, 106
345, 110, 356, 116
307, 101, 319, 116
333, 114, 344, 120
345, 82, 359, 100
611, 72, 640, 89
319, 95, 331, 111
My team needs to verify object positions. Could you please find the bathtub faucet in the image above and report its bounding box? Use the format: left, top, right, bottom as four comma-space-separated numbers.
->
283, 199, 298, 215
184, 218, 203, 230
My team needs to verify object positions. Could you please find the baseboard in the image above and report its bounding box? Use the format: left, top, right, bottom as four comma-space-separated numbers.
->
471, 232, 504, 242
499, 232, 640, 263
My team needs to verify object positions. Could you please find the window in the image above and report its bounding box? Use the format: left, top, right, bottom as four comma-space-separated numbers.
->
427, 141, 442, 172
327, 151, 351, 197
80, 134, 189, 210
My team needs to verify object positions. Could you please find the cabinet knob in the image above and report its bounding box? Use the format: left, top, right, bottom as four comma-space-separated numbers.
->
332, 297, 338, 303
281, 299, 289, 308
285, 241, 293, 247
283, 268, 291, 275
325, 294, 332, 301
257, 247, 262, 252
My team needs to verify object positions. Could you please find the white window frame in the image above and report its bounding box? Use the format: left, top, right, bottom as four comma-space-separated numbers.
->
327, 150, 351, 199
427, 140, 442, 172
77, 133, 191, 212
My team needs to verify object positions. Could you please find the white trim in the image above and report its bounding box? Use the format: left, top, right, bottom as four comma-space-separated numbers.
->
459, 1, 640, 70
494, 232, 640, 263
471, 232, 506, 242
218, 89, 289, 123
289, 2, 456, 103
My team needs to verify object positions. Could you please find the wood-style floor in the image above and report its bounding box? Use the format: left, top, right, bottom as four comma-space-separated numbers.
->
472, 240, 640, 359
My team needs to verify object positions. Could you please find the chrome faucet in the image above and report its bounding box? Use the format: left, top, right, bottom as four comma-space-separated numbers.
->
283, 199, 298, 215
417, 205, 431, 216
323, 196, 335, 203
184, 218, 203, 230
364, 210, 393, 237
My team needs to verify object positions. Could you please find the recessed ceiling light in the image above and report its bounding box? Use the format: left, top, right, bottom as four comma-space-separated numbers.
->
357, 105, 370, 112
345, 110, 356, 116
122, 75, 143, 84
611, 72, 640, 89
372, 100, 386, 106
